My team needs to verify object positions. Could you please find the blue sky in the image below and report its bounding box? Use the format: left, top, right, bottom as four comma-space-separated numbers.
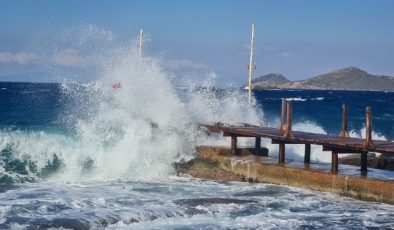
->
0, 0, 393, 85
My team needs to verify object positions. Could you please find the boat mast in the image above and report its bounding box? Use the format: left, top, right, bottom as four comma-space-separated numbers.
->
138, 28, 144, 66
248, 23, 255, 107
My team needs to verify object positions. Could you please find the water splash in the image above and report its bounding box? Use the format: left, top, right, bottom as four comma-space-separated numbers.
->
0, 26, 264, 183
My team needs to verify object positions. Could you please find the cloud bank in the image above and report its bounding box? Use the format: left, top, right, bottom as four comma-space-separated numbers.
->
0, 52, 39, 65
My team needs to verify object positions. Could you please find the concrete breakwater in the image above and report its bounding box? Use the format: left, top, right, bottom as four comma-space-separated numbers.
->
176, 146, 394, 205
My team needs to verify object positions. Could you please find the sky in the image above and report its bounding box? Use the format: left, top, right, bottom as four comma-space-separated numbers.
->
0, 0, 394, 85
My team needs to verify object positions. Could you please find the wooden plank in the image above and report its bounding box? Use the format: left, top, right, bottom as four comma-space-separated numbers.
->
322, 146, 368, 154
272, 139, 303, 144
201, 124, 394, 155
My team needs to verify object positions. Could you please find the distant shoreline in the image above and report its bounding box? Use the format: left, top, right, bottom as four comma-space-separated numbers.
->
246, 67, 394, 92
246, 87, 394, 93
1, 81, 394, 93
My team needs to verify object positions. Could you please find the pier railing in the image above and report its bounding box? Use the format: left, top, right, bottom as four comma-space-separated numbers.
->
201, 99, 394, 174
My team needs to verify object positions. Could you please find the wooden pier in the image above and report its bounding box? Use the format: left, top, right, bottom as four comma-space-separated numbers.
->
202, 99, 394, 173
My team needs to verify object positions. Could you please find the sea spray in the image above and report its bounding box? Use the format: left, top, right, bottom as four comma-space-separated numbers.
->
0, 27, 264, 183
1, 26, 391, 184
56, 46, 263, 181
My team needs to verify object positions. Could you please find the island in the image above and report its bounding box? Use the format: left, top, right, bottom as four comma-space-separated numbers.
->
247, 67, 394, 91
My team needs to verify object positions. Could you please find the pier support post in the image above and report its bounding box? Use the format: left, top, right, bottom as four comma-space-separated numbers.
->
280, 98, 287, 131
361, 152, 368, 172
331, 151, 338, 172
231, 135, 238, 155
255, 137, 261, 155
304, 144, 311, 164
339, 104, 349, 138
365, 107, 374, 148
279, 142, 285, 164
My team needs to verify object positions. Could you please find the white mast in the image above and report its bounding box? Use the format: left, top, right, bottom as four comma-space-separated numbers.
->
138, 28, 144, 65
248, 23, 255, 107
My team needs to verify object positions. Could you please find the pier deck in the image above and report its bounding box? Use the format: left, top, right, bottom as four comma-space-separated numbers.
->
202, 124, 394, 173
204, 125, 394, 154
201, 99, 394, 173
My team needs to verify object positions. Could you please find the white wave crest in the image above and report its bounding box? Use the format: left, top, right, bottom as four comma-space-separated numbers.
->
311, 97, 324, 101
1, 27, 264, 182
286, 97, 307, 102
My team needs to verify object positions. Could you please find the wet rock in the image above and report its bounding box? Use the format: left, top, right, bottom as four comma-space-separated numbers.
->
174, 158, 246, 182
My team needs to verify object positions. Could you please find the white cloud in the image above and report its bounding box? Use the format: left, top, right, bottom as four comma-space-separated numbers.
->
52, 49, 89, 67
0, 52, 38, 65
161, 58, 209, 70
280, 52, 290, 58
1, 50, 209, 72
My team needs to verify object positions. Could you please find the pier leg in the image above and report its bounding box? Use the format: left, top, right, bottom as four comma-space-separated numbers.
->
255, 137, 261, 155
361, 152, 368, 172
304, 144, 311, 164
279, 142, 285, 164
231, 136, 238, 155
331, 151, 338, 172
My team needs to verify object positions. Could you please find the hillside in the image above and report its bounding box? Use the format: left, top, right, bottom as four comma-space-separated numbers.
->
248, 67, 394, 91
248, 74, 290, 89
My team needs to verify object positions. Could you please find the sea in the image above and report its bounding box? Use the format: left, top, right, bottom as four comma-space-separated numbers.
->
1, 41, 394, 229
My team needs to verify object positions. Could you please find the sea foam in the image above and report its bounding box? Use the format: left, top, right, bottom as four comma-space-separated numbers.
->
0, 27, 263, 183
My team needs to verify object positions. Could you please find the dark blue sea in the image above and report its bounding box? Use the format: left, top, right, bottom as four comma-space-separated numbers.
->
0, 81, 393, 229
254, 89, 394, 140
1, 82, 393, 139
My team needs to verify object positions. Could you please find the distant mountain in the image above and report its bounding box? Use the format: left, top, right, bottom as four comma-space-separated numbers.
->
300, 67, 394, 90
247, 67, 394, 91
246, 74, 290, 89
252, 73, 290, 84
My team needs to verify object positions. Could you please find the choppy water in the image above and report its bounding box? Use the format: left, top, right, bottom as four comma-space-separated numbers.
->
1, 178, 393, 229
1, 28, 394, 229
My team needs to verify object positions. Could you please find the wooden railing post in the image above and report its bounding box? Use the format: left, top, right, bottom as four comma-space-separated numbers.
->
362, 106, 372, 173
280, 98, 287, 131
284, 101, 293, 138
365, 107, 374, 148
339, 103, 349, 138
